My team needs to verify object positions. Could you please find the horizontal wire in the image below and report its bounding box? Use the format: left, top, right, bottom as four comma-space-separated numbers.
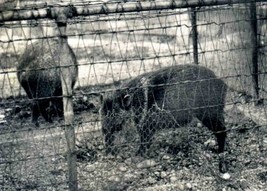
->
0, 96, 266, 137
1, 15, 266, 43
2, 42, 267, 76
0, 0, 266, 22
1, 69, 267, 105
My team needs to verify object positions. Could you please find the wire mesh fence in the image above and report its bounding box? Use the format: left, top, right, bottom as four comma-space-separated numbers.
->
0, 0, 267, 190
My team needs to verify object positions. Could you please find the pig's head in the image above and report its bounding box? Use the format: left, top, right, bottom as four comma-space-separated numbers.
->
101, 91, 132, 154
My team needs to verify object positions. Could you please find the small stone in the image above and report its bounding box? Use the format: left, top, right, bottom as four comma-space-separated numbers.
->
170, 176, 178, 182
147, 177, 157, 184
108, 175, 120, 182
4, 108, 12, 113
116, 155, 122, 160
124, 158, 132, 165
51, 158, 57, 162
106, 154, 116, 159
82, 96, 88, 102
249, 145, 259, 152
136, 159, 157, 169
0, 119, 7, 125
182, 159, 188, 166
154, 171, 160, 176
244, 159, 251, 166
178, 183, 184, 190
87, 165, 96, 172
204, 139, 216, 147
98, 145, 104, 150
204, 152, 212, 159
118, 165, 127, 172
186, 182, 192, 189
160, 171, 168, 178
221, 172, 231, 180
124, 173, 137, 183
162, 155, 171, 160
197, 122, 203, 128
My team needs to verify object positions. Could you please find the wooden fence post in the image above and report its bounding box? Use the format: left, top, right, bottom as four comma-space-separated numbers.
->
249, 1, 260, 104
53, 7, 78, 191
190, 7, 199, 65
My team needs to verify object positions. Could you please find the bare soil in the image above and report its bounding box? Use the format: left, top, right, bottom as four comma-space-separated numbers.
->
0, 87, 266, 191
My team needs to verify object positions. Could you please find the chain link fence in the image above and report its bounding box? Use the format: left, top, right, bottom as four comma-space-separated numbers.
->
0, 0, 266, 190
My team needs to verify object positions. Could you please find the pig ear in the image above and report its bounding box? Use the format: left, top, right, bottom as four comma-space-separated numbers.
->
122, 94, 132, 109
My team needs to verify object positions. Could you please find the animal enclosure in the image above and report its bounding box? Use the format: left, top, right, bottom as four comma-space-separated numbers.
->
0, 0, 267, 190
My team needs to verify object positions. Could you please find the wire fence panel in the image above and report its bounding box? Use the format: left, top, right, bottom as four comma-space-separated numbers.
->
0, 0, 267, 190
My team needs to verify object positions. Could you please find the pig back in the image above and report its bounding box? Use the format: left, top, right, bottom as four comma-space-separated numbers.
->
147, 65, 227, 124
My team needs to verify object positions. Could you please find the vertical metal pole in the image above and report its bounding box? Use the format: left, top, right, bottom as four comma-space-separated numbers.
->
249, 1, 260, 104
190, 7, 198, 65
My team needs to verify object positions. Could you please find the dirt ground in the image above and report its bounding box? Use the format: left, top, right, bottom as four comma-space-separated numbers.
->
0, 87, 266, 191
75, 89, 267, 191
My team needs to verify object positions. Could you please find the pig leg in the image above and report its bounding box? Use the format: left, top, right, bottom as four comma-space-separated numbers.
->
201, 116, 227, 173
201, 116, 226, 153
104, 133, 116, 155
137, 123, 156, 156
39, 100, 52, 123
31, 102, 40, 127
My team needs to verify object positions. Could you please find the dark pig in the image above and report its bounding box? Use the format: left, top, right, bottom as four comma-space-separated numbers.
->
102, 64, 227, 170
17, 39, 78, 126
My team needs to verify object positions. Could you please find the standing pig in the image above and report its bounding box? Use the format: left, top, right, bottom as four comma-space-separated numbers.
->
17, 7, 78, 127
102, 64, 227, 169
17, 27, 78, 126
